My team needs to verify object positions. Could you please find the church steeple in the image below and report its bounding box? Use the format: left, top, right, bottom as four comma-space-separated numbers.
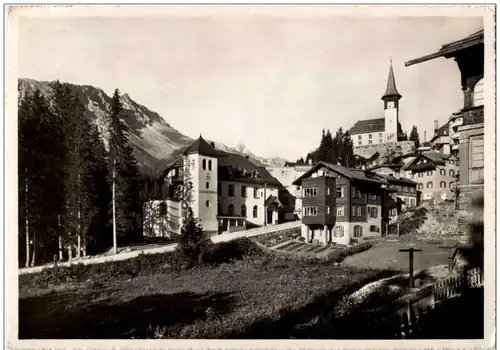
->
382, 58, 402, 101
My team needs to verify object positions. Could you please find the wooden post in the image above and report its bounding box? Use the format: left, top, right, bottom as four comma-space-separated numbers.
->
53, 254, 58, 268
400, 248, 423, 288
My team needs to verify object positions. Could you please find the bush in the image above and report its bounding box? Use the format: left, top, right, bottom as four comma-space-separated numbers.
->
200, 238, 264, 265
176, 209, 213, 266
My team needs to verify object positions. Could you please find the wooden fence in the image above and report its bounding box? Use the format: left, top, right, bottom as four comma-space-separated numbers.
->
361, 267, 484, 339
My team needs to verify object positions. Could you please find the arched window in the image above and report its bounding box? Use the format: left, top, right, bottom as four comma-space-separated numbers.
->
334, 226, 344, 237
205, 200, 210, 207
159, 202, 167, 216
440, 169, 446, 176
206, 181, 209, 189
208, 160, 212, 171
473, 78, 484, 107
202, 159, 207, 170
427, 182, 433, 188
440, 181, 446, 188
253, 205, 258, 218
228, 204, 234, 216
241, 205, 247, 218
449, 169, 455, 177
354, 225, 363, 237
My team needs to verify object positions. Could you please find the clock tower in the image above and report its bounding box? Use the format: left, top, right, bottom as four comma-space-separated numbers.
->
382, 59, 402, 143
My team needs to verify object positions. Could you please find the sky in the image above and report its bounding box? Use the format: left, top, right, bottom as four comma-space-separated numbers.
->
17, 12, 483, 161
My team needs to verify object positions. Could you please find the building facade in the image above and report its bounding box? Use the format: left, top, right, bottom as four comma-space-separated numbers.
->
349, 60, 402, 146
292, 162, 391, 246
144, 136, 284, 238
406, 29, 484, 210
371, 168, 420, 209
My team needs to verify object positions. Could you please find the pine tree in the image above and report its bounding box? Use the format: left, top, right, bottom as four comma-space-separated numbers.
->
108, 89, 143, 249
409, 125, 421, 149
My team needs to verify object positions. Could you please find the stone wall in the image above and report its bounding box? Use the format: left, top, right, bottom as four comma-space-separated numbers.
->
353, 141, 416, 160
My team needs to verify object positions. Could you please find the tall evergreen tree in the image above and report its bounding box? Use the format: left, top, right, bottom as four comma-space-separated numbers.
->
409, 125, 421, 149
108, 89, 143, 248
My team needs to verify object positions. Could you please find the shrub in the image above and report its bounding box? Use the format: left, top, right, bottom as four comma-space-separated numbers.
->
201, 238, 264, 265
176, 209, 213, 266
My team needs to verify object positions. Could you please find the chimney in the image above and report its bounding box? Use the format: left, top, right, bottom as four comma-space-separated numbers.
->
308, 159, 312, 165
424, 130, 427, 143
434, 120, 439, 132
210, 142, 215, 148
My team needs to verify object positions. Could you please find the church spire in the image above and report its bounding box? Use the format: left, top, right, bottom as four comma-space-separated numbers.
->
382, 58, 402, 100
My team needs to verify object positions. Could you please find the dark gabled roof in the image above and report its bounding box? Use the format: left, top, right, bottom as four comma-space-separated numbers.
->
405, 29, 484, 67
402, 151, 453, 172
264, 195, 283, 208
292, 161, 386, 186
382, 61, 402, 100
430, 122, 450, 142
349, 118, 385, 135
377, 174, 418, 186
183, 135, 221, 157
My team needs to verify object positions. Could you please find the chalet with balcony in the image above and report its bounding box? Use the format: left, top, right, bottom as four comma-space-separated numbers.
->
292, 162, 393, 246
406, 29, 485, 210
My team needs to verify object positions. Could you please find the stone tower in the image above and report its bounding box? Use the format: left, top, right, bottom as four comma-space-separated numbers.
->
182, 135, 219, 233
382, 59, 402, 143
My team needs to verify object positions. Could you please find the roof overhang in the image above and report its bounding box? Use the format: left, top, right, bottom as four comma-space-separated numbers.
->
405, 30, 484, 67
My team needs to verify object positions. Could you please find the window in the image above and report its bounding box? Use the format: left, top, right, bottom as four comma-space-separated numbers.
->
379, 133, 383, 137
304, 206, 318, 216
202, 159, 207, 170
228, 204, 234, 216
159, 202, 167, 216
208, 160, 212, 171
358, 141, 362, 146
449, 169, 455, 177
241, 186, 247, 198
336, 187, 344, 198
427, 182, 433, 188
473, 78, 484, 107
410, 198, 416, 207
369, 134, 372, 139
206, 181, 210, 189
254, 188, 259, 199
327, 206, 331, 215
379, 138, 383, 144
336, 206, 345, 216
440, 181, 446, 188
426, 170, 433, 176
370, 225, 379, 233
206, 200, 210, 207
368, 206, 378, 218
470, 136, 484, 168
327, 188, 331, 196
358, 135, 362, 140
352, 188, 363, 199
440, 169, 446, 176
304, 187, 318, 197
368, 193, 377, 201
351, 205, 362, 217
418, 183, 423, 190
241, 205, 247, 217
218, 185, 222, 196
450, 181, 454, 188
228, 184, 235, 197
369, 140, 373, 145
253, 205, 258, 218
334, 226, 344, 237
418, 172, 423, 178
354, 225, 363, 237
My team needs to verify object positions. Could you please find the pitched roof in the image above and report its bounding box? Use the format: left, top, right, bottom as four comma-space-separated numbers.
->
349, 118, 385, 135
217, 151, 281, 186
377, 174, 418, 186
264, 195, 283, 208
292, 161, 386, 186
430, 122, 450, 142
183, 135, 221, 157
405, 29, 484, 67
382, 61, 402, 100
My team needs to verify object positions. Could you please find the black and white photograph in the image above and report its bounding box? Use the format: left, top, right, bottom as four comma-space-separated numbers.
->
5, 4, 495, 349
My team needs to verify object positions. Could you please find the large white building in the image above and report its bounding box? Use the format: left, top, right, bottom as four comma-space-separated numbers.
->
349, 60, 402, 146
143, 136, 284, 238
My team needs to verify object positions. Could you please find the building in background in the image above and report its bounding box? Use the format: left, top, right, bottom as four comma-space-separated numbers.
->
406, 29, 484, 210
349, 60, 402, 146
144, 136, 286, 238
448, 111, 464, 155
429, 119, 451, 155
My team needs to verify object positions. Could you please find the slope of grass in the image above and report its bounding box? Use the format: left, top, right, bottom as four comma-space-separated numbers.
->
19, 238, 397, 339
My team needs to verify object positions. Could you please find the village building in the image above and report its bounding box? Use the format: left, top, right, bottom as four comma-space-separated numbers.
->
406, 29, 484, 210
400, 152, 459, 204
448, 111, 464, 155
370, 166, 420, 208
292, 162, 398, 245
143, 136, 286, 238
429, 119, 451, 155
349, 60, 403, 146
